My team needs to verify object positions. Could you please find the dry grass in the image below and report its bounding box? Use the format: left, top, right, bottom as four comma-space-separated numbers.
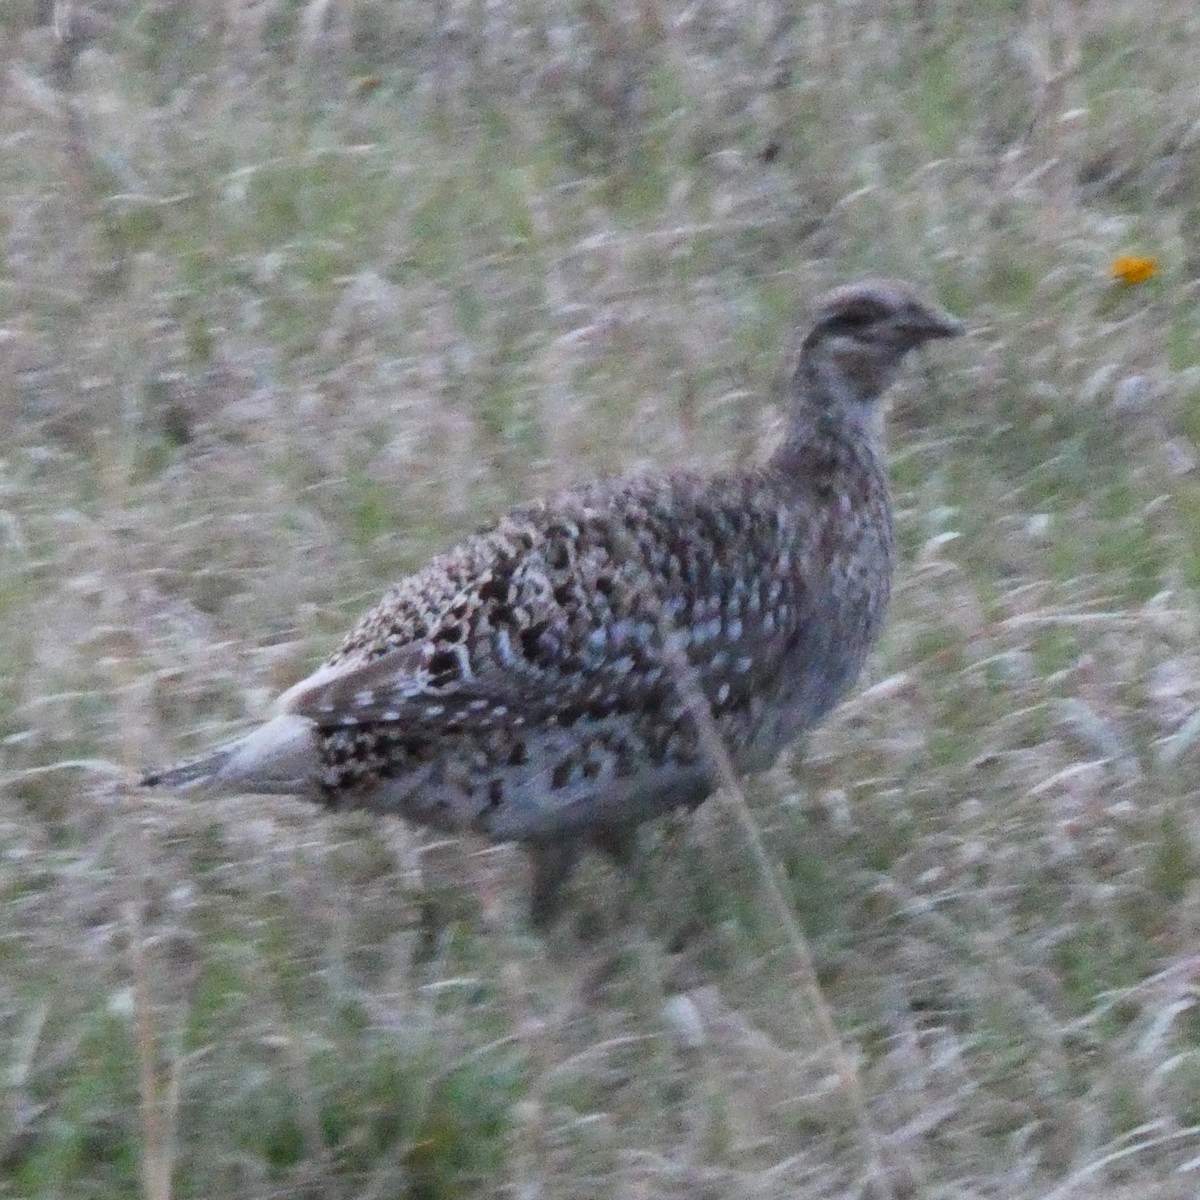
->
5, 0, 1200, 1196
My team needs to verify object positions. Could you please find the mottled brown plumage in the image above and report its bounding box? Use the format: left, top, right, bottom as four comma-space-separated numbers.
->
144, 279, 962, 923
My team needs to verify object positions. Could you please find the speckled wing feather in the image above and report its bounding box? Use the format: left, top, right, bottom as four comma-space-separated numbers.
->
285, 471, 827, 839
296, 477, 808, 719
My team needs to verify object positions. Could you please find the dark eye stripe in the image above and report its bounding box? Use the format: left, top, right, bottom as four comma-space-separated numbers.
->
820, 307, 879, 336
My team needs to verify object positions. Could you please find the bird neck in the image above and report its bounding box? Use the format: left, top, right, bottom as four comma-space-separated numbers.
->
768, 353, 888, 477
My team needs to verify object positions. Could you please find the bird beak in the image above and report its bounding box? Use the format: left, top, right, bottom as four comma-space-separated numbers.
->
906, 309, 964, 341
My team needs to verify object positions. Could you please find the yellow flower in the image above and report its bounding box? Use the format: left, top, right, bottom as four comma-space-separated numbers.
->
1110, 254, 1157, 285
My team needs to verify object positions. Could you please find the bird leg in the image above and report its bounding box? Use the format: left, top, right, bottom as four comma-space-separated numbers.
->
588, 822, 639, 865
527, 838, 580, 927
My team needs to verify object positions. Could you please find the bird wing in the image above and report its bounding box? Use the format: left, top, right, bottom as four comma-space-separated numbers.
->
282, 639, 555, 730
283, 473, 816, 736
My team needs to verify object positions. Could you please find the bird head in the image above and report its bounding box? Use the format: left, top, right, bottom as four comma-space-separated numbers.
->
792, 279, 963, 432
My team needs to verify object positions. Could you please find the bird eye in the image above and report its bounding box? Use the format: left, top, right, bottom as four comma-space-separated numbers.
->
820, 307, 878, 336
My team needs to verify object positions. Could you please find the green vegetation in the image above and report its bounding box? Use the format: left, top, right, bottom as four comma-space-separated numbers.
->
4, 0, 1200, 1196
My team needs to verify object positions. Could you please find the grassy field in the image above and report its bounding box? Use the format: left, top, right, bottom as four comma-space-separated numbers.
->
4, 0, 1200, 1196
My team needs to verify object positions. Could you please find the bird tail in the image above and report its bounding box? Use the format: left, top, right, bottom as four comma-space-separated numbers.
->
141, 713, 319, 796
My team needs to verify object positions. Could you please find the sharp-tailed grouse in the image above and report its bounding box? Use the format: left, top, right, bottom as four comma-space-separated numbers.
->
144, 279, 963, 923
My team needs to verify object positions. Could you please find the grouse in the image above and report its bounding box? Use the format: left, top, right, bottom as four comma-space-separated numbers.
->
144, 279, 963, 923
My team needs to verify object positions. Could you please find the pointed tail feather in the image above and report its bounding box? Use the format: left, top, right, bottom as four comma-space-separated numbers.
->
141, 713, 320, 797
